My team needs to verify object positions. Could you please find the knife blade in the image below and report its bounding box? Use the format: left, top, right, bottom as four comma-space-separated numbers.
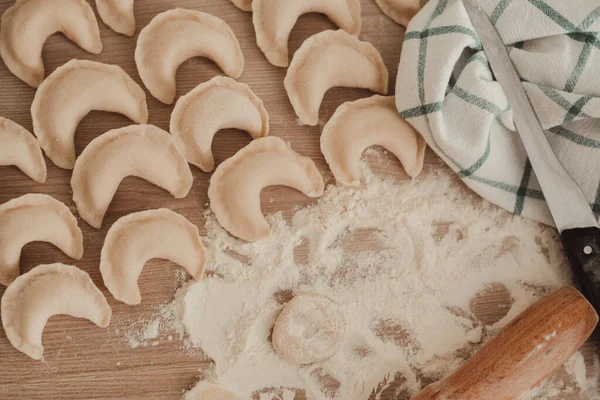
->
463, 0, 600, 313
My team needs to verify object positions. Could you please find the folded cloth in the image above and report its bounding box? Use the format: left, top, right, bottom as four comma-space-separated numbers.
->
395, 0, 600, 226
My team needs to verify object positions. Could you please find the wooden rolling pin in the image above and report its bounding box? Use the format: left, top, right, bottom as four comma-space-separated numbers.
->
414, 286, 598, 400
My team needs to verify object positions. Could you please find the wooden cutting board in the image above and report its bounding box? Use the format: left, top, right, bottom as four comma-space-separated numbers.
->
0, 1, 596, 399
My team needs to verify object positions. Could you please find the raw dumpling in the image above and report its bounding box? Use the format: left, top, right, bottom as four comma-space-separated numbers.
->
71, 124, 193, 229
1, 263, 111, 360
0, 194, 83, 286
321, 96, 426, 186
0, 117, 46, 183
100, 209, 207, 305
135, 9, 245, 105
96, 0, 136, 36
31, 59, 149, 169
375, 0, 421, 27
229, 0, 252, 12
252, 0, 361, 67
272, 294, 346, 364
284, 30, 389, 126
170, 76, 270, 172
208, 136, 324, 242
0, 0, 102, 87
184, 382, 240, 400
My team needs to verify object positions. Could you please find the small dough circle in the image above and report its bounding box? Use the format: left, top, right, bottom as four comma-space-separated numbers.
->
272, 294, 345, 364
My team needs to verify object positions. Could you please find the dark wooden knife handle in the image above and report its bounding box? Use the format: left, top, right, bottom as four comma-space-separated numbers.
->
561, 226, 600, 314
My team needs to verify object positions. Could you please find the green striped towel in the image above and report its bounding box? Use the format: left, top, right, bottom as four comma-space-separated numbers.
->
395, 0, 600, 226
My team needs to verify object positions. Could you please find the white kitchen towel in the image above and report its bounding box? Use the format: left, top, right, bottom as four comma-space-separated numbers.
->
395, 0, 600, 226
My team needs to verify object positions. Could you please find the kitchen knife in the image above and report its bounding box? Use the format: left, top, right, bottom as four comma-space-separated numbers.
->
462, 0, 600, 314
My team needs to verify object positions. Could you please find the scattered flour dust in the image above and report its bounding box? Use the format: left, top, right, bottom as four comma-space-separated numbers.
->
129, 154, 599, 399
126, 318, 160, 349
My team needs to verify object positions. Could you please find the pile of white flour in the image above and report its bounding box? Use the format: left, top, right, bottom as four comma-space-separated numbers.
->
129, 154, 600, 399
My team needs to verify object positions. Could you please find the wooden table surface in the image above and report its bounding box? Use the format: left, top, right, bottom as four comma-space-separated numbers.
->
0, 1, 597, 399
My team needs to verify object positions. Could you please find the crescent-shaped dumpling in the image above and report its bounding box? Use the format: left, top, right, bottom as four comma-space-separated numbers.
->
100, 209, 207, 305
71, 124, 193, 229
135, 9, 245, 105
0, 0, 102, 87
1, 263, 111, 360
0, 194, 83, 286
252, 0, 361, 67
184, 382, 239, 400
284, 30, 389, 126
170, 76, 270, 172
229, 0, 252, 12
96, 0, 136, 36
31, 59, 149, 170
208, 136, 324, 242
0, 117, 46, 183
375, 0, 421, 27
321, 96, 427, 186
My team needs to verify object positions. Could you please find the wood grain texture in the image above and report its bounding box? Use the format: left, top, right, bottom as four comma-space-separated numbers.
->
0, 1, 597, 399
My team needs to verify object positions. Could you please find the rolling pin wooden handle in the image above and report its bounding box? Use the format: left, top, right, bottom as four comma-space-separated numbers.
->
414, 286, 598, 400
